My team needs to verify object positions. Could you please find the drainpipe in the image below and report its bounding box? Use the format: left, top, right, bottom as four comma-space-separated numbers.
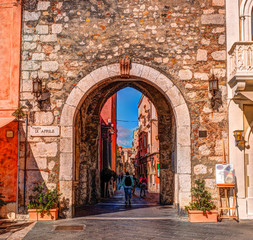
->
23, 114, 28, 209
150, 102, 152, 153
16, 122, 21, 215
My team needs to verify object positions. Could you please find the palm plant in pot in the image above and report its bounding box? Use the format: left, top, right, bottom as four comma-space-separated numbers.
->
185, 179, 218, 222
27, 182, 61, 221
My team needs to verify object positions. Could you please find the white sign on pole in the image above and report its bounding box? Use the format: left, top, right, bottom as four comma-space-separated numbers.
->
30, 126, 60, 137
216, 164, 235, 184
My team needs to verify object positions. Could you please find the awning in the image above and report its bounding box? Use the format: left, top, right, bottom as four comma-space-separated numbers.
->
0, 117, 16, 128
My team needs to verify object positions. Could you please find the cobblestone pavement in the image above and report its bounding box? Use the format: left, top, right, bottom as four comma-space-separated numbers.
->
0, 220, 33, 240
23, 189, 253, 240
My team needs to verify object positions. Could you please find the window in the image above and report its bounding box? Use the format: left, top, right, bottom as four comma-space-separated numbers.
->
252, 8, 253, 40
240, 0, 253, 41
144, 135, 147, 149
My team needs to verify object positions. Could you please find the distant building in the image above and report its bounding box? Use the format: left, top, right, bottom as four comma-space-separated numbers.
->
99, 94, 117, 172
99, 94, 117, 198
134, 95, 160, 193
117, 147, 135, 175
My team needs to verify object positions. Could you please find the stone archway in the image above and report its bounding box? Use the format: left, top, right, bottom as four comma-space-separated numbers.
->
59, 63, 191, 218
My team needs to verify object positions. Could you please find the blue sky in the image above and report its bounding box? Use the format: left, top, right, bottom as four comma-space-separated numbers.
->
117, 87, 142, 148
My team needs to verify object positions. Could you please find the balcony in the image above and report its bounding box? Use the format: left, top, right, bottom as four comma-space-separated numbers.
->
228, 42, 253, 101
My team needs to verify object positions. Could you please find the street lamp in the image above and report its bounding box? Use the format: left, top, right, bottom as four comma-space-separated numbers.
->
233, 130, 244, 146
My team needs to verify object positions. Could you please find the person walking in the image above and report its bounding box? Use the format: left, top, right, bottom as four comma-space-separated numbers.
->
139, 174, 147, 197
132, 175, 137, 195
119, 172, 134, 205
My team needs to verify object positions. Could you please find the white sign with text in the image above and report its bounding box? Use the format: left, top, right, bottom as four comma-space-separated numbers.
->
30, 126, 60, 137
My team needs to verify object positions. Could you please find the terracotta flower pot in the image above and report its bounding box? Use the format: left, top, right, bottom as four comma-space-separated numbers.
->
28, 208, 59, 221
188, 210, 218, 223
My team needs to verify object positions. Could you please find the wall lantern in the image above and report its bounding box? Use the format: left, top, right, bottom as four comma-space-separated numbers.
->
208, 73, 222, 111
32, 77, 42, 98
209, 74, 219, 93
32, 78, 50, 109
233, 130, 244, 146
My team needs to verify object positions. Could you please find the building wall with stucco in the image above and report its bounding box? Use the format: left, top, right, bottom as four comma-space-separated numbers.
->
0, 0, 22, 218
226, 0, 253, 219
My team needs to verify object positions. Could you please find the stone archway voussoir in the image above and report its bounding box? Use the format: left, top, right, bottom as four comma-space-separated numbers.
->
179, 174, 191, 192
59, 153, 74, 181
107, 63, 120, 77
177, 126, 191, 147
166, 85, 186, 109
174, 104, 191, 128
154, 74, 174, 93
145, 68, 161, 82
76, 74, 95, 95
60, 104, 76, 127
61, 126, 73, 138
177, 145, 191, 174
140, 65, 152, 79
130, 63, 144, 77
59, 180, 73, 218
66, 86, 85, 108
60, 138, 73, 153
90, 66, 110, 83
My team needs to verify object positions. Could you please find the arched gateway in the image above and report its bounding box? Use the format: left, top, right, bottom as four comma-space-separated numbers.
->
59, 63, 191, 218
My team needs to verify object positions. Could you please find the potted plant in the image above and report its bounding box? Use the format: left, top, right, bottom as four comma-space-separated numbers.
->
185, 179, 218, 223
27, 182, 61, 221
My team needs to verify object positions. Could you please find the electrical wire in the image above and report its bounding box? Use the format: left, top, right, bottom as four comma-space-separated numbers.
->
116, 120, 138, 123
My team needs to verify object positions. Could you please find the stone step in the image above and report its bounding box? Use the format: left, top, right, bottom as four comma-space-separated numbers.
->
15, 214, 29, 221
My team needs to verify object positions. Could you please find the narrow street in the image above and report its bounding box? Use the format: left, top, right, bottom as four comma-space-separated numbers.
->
22, 189, 253, 240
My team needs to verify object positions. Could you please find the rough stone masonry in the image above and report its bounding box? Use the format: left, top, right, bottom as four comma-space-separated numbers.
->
19, 0, 227, 215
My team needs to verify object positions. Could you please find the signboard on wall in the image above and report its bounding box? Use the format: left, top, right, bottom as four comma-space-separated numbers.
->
216, 164, 235, 184
157, 163, 160, 178
30, 126, 60, 137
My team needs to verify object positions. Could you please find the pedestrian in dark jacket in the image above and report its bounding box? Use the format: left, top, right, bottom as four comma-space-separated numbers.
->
119, 172, 134, 205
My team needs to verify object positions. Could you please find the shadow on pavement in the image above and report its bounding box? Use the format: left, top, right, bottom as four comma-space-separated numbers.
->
74, 188, 172, 218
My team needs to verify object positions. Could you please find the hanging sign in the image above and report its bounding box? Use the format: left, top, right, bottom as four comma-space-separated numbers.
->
216, 164, 235, 184
30, 126, 60, 137
157, 163, 160, 178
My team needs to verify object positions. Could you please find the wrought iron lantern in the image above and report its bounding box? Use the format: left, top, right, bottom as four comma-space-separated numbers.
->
209, 74, 219, 93
208, 73, 221, 111
32, 78, 50, 109
233, 130, 244, 146
32, 77, 42, 99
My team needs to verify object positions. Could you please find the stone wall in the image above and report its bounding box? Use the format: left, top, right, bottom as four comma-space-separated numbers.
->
19, 0, 227, 213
